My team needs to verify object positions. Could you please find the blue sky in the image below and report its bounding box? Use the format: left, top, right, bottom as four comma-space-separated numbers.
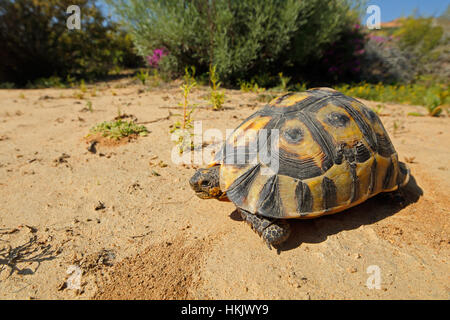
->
364, 0, 449, 22
101, 1, 449, 23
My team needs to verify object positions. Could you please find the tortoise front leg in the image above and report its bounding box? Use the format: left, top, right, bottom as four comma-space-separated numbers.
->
238, 209, 291, 249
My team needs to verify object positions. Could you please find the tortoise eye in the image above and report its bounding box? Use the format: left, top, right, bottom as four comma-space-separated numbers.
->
326, 112, 350, 127
201, 180, 209, 187
283, 127, 303, 143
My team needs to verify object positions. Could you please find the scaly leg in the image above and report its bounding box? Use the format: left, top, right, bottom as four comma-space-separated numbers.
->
238, 209, 290, 249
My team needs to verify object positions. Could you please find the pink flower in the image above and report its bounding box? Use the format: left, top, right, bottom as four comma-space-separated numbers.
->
146, 48, 168, 68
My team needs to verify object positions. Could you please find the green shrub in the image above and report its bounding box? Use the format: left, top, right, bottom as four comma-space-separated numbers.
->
362, 16, 446, 83
394, 17, 444, 63
107, 0, 357, 84
0, 0, 141, 86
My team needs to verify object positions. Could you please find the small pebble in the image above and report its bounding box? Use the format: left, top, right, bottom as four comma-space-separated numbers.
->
347, 267, 358, 273
94, 201, 105, 211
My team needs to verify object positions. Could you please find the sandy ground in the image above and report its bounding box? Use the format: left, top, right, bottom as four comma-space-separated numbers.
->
0, 77, 449, 300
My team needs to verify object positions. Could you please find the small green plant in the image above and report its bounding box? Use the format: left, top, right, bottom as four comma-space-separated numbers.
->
151, 170, 161, 176
293, 83, 307, 92
238, 79, 265, 93
80, 79, 87, 93
86, 101, 93, 112
74, 92, 84, 100
256, 93, 278, 103
149, 69, 162, 87
90, 86, 97, 97
372, 104, 385, 115
72, 79, 88, 99
238, 80, 252, 92
209, 65, 225, 110
277, 72, 291, 92
136, 69, 150, 85
66, 75, 76, 88
407, 112, 425, 117
171, 66, 197, 153
89, 119, 148, 140
424, 92, 442, 117
393, 120, 399, 136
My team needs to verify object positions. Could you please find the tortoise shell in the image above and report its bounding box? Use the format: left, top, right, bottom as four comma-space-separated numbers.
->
211, 88, 409, 219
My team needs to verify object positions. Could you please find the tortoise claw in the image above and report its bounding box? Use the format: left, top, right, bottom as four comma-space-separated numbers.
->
238, 209, 290, 249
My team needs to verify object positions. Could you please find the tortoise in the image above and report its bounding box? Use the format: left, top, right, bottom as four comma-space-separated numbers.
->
190, 88, 409, 248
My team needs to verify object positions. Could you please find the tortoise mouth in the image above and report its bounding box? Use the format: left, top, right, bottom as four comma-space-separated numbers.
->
194, 191, 213, 199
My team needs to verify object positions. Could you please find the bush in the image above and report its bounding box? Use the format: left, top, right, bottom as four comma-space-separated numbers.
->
394, 17, 444, 64
393, 16, 445, 81
360, 15, 446, 84
107, 0, 358, 85
360, 34, 415, 83
0, 0, 141, 86
305, 22, 366, 84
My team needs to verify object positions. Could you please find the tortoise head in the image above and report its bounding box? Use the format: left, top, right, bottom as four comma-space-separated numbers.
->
189, 165, 227, 200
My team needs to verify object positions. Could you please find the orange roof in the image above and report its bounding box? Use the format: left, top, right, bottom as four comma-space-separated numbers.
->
380, 18, 403, 28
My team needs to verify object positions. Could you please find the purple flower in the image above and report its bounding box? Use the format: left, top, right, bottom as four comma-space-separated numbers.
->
146, 48, 168, 68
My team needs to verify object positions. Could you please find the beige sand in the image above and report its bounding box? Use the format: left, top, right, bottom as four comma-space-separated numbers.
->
0, 78, 448, 299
